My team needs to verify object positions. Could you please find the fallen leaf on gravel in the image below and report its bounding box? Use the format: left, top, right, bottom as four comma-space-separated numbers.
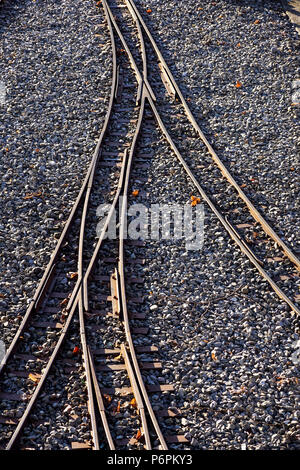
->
232, 385, 247, 394
240, 183, 247, 188
116, 401, 121, 413
191, 195, 201, 206
24, 190, 42, 200
235, 81, 242, 88
130, 398, 137, 409
115, 353, 123, 361
136, 429, 142, 440
146, 8, 152, 13
253, 19, 260, 24
68, 272, 78, 279
103, 394, 112, 404
211, 352, 217, 361
132, 189, 139, 196
72, 346, 80, 355
60, 298, 68, 307
28, 373, 41, 383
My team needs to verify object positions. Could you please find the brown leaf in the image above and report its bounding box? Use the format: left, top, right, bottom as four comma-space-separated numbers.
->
132, 189, 139, 197
130, 397, 137, 409
60, 298, 68, 307
190, 195, 201, 206
235, 81, 242, 88
24, 190, 43, 200
28, 373, 41, 383
103, 394, 112, 404
70, 272, 78, 279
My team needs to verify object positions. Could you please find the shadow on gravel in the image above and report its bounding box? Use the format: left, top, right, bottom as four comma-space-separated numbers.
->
0, 0, 29, 37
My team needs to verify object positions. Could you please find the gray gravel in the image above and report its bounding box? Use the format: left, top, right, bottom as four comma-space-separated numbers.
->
0, 0, 299, 451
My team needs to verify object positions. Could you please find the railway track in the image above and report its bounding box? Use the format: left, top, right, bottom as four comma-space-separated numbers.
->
0, 0, 299, 450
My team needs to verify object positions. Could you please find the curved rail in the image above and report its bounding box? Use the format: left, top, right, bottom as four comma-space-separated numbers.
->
126, 0, 300, 272
113, 1, 168, 449
75, 0, 119, 449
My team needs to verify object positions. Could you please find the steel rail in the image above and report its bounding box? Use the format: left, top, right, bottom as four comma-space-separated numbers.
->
3, 2, 120, 448
0, 0, 122, 378
125, 0, 300, 272
5, 290, 80, 449
81, 1, 168, 449
104, 0, 300, 315
109, 1, 169, 448
120, 344, 151, 449
77, 162, 101, 450
0, 157, 93, 375
87, 347, 115, 450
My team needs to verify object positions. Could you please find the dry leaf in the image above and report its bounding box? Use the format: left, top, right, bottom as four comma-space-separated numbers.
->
132, 189, 139, 197
116, 401, 121, 413
130, 397, 137, 409
114, 353, 123, 361
240, 183, 247, 188
190, 195, 201, 206
211, 352, 217, 361
60, 298, 68, 307
24, 190, 42, 200
236, 81, 242, 88
146, 8, 152, 13
103, 394, 112, 404
72, 346, 80, 355
136, 429, 142, 440
69, 272, 78, 279
254, 19, 260, 24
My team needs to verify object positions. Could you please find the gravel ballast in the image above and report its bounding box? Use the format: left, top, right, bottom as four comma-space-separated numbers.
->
0, 0, 299, 450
